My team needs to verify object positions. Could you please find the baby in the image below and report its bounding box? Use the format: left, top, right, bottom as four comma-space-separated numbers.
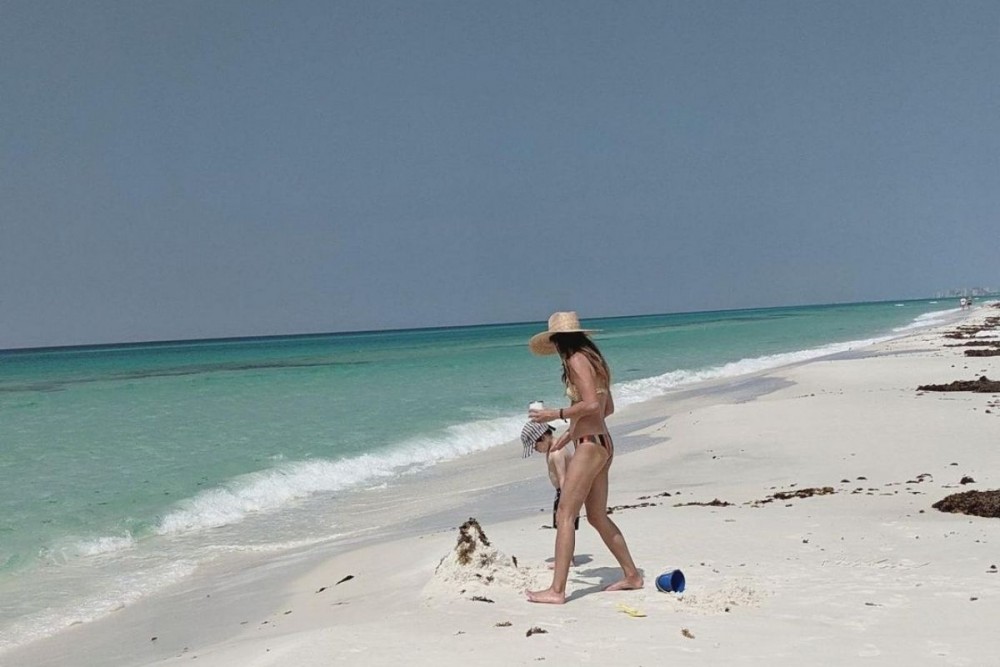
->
520, 422, 580, 531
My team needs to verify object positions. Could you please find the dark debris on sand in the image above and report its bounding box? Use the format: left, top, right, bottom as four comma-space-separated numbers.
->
749, 486, 836, 506
917, 376, 1000, 393
932, 490, 1000, 519
945, 341, 1000, 348
965, 349, 1000, 357
609, 491, 679, 513
607, 501, 659, 514
942, 316, 1000, 339
674, 498, 734, 508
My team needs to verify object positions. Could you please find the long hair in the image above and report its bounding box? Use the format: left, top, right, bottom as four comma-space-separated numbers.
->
551, 332, 611, 390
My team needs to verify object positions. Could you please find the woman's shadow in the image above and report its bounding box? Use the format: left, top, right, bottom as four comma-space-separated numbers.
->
543, 553, 594, 570
564, 565, 646, 602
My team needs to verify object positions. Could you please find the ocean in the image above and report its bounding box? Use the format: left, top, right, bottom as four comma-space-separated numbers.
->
0, 299, 961, 651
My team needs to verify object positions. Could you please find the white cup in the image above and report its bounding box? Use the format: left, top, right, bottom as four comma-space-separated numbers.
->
528, 400, 544, 412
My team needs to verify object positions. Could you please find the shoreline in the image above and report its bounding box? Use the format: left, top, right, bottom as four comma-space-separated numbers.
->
5, 303, 997, 665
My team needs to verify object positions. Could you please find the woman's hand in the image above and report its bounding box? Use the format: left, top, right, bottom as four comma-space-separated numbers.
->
528, 408, 558, 423
549, 431, 572, 452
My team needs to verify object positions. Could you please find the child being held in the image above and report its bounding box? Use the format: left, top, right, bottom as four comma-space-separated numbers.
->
521, 422, 580, 531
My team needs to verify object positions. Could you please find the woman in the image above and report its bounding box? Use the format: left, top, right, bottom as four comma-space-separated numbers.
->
526, 311, 643, 604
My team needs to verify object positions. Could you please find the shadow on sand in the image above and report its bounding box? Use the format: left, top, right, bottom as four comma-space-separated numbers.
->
563, 566, 646, 602
543, 553, 594, 568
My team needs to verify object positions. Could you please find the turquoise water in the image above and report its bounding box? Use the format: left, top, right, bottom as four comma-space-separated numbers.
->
0, 299, 959, 649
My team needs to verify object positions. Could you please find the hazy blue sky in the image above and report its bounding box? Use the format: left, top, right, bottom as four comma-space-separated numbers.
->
2, 1, 997, 348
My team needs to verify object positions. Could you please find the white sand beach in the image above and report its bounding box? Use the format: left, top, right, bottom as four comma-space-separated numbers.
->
7, 304, 1000, 666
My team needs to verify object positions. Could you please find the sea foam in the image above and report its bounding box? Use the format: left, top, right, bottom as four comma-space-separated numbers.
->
615, 335, 886, 406
616, 307, 959, 407
73, 533, 137, 557
155, 415, 525, 535
891, 307, 960, 332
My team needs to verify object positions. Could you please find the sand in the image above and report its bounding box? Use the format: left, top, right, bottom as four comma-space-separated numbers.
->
6, 303, 1000, 666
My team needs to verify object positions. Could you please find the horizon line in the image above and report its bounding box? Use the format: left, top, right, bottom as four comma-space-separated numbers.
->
0, 294, 972, 355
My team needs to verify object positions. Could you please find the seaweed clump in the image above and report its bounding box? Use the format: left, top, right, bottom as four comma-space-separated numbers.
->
748, 486, 836, 506
674, 498, 734, 508
456, 517, 491, 565
932, 490, 1000, 519
942, 316, 1000, 339
917, 376, 1000, 393
965, 349, 1000, 357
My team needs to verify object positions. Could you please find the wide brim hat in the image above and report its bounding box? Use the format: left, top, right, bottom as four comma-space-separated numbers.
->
528, 311, 599, 356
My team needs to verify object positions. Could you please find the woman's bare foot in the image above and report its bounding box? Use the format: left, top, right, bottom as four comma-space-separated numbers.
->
604, 575, 643, 592
526, 588, 566, 604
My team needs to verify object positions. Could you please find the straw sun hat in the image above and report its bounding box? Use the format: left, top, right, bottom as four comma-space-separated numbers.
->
528, 311, 599, 356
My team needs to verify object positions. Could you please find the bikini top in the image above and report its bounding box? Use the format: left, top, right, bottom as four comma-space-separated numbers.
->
565, 382, 609, 403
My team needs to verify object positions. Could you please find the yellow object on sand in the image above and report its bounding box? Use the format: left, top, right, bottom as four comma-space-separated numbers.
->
616, 603, 646, 618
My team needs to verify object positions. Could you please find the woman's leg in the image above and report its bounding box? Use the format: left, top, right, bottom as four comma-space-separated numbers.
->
526, 443, 608, 604
584, 465, 643, 591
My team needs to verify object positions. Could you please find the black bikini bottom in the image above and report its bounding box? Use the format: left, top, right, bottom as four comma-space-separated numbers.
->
553, 488, 580, 530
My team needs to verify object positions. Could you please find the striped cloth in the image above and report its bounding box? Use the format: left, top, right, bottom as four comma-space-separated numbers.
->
520, 422, 553, 458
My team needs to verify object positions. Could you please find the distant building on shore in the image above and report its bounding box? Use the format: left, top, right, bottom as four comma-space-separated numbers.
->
936, 287, 998, 299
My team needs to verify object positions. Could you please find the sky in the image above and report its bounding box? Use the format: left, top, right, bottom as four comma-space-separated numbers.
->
1, 1, 998, 349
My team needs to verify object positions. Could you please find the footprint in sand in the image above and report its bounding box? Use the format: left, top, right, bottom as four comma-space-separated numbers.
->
858, 644, 881, 657
925, 639, 951, 657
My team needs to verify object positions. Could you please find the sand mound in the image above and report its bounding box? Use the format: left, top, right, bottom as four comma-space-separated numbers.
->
425, 518, 539, 600
663, 582, 765, 615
